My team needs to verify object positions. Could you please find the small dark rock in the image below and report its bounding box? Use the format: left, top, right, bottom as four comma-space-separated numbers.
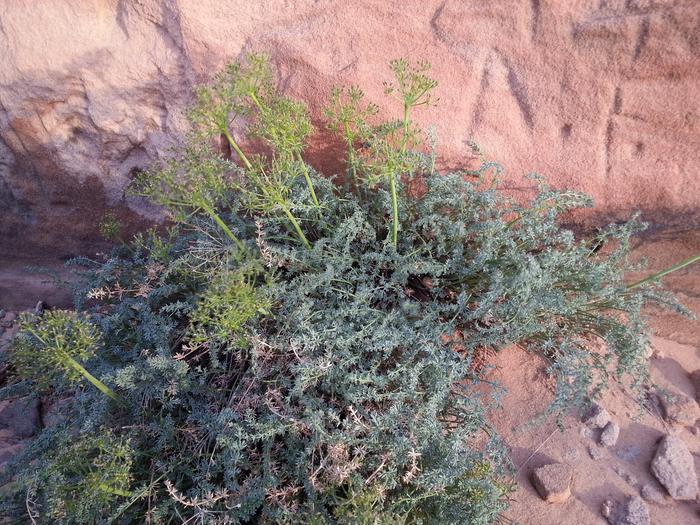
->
689, 370, 700, 403
0, 311, 16, 328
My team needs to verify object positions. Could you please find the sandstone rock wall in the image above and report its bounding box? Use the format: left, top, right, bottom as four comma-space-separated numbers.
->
1, 0, 699, 256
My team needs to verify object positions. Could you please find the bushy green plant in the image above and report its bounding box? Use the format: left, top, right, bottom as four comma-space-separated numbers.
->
23, 432, 134, 523
1, 53, 694, 524
11, 310, 119, 401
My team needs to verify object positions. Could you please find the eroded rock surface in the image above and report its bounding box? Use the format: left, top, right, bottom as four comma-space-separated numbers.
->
532, 462, 573, 503
583, 403, 611, 429
606, 496, 650, 525
650, 434, 698, 500
1, 1, 699, 256
659, 389, 700, 426
600, 421, 620, 447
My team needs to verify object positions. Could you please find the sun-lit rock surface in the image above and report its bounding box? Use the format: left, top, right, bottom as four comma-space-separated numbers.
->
1, 0, 699, 255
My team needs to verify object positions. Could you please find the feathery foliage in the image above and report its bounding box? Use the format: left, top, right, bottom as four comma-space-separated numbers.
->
1, 53, 694, 525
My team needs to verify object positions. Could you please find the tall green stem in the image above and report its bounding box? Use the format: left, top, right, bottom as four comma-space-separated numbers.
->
200, 202, 246, 251
223, 129, 253, 170
627, 252, 700, 290
296, 152, 320, 206
63, 353, 121, 402
281, 204, 311, 249
401, 103, 410, 153
389, 172, 399, 247
388, 103, 411, 248
343, 122, 360, 196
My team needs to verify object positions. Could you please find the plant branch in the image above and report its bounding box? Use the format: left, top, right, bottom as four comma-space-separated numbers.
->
296, 152, 320, 207
281, 204, 311, 249
627, 252, 700, 290
63, 353, 121, 402
223, 129, 253, 170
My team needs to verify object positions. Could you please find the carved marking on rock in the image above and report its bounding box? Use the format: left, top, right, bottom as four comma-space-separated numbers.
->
604, 87, 622, 179
633, 16, 650, 60
503, 56, 535, 130
531, 0, 541, 41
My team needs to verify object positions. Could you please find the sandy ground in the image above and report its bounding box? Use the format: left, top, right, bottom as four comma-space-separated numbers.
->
1, 228, 699, 524
491, 228, 700, 525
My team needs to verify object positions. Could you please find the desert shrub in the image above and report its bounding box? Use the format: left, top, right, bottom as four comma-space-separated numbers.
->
0, 54, 692, 524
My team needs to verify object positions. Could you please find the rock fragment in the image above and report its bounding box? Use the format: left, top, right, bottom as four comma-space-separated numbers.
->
580, 425, 594, 439
588, 444, 605, 460
0, 312, 15, 328
531, 463, 573, 503
605, 496, 650, 525
659, 389, 700, 426
640, 483, 668, 506
688, 369, 700, 402
583, 403, 611, 429
600, 421, 620, 447
650, 434, 698, 500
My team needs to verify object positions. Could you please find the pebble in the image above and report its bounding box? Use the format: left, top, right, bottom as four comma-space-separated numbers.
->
659, 389, 700, 427
531, 463, 573, 503
580, 426, 594, 439
588, 444, 606, 460
600, 421, 620, 447
601, 499, 613, 518
583, 403, 611, 429
606, 496, 650, 525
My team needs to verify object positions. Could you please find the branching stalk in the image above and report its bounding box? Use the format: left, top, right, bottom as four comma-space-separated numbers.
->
281, 204, 311, 249
389, 172, 399, 247
200, 201, 246, 251
62, 353, 121, 402
223, 129, 253, 170
296, 152, 320, 207
626, 252, 700, 290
